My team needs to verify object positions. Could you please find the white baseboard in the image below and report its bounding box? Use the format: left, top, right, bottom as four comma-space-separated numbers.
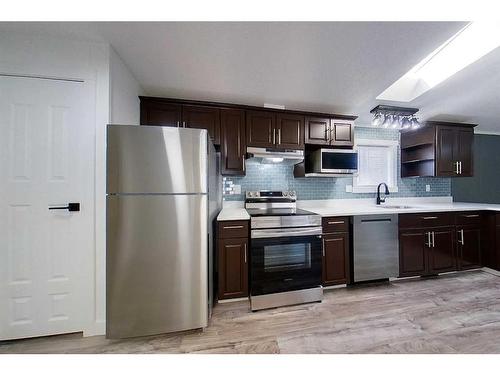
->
83, 320, 105, 337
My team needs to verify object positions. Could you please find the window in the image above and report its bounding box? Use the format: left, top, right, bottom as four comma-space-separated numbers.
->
352, 139, 398, 193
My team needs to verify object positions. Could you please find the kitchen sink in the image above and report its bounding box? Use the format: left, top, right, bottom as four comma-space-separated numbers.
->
378, 205, 414, 209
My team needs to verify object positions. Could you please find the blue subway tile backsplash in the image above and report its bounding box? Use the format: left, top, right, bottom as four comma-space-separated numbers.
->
223, 127, 451, 201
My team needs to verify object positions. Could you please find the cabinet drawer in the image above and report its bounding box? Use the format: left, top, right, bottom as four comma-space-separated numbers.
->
218, 220, 249, 239
399, 212, 453, 229
455, 211, 482, 226
322, 217, 349, 233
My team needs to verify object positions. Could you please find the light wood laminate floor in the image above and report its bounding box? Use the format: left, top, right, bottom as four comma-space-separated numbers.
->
2, 270, 500, 354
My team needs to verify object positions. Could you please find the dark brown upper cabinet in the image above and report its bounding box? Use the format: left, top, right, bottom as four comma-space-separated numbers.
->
140, 100, 182, 127
401, 121, 476, 178
246, 110, 304, 150
140, 99, 221, 145
220, 108, 246, 176
305, 117, 354, 147
139, 96, 357, 177
330, 119, 354, 146
436, 125, 474, 177
276, 113, 304, 149
246, 110, 275, 148
182, 105, 221, 145
305, 117, 330, 145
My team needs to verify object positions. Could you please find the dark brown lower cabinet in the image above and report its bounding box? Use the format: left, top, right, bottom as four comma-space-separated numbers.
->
321, 217, 350, 286
399, 227, 455, 277
218, 237, 248, 299
399, 229, 427, 277
457, 225, 481, 270
428, 227, 456, 274
399, 212, 484, 278
322, 233, 350, 286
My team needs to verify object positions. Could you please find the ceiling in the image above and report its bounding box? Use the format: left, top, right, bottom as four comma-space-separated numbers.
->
2, 22, 500, 132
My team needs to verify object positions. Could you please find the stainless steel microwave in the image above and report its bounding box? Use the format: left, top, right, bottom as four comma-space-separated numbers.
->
305, 148, 358, 177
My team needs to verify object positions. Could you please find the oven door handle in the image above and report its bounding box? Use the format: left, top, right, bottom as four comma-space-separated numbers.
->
251, 227, 322, 239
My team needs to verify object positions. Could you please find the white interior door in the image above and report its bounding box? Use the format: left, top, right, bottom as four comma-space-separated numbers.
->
0, 76, 95, 340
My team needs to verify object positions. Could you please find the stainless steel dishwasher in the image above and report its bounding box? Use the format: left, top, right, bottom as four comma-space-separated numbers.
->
353, 214, 399, 282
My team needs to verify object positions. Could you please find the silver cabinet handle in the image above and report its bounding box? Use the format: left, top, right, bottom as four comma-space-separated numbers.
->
176, 121, 180, 127
431, 231, 435, 248
328, 220, 345, 225
223, 225, 244, 229
426, 232, 431, 247
182, 121, 186, 127
322, 238, 325, 257
463, 214, 479, 218
273, 128, 276, 144
457, 229, 464, 245
278, 128, 281, 144
454, 161, 459, 174
422, 216, 438, 220
459, 161, 462, 174
244, 243, 247, 263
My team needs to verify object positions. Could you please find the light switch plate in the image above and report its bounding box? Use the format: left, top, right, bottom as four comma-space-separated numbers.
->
426, 184, 431, 192
346, 185, 353, 193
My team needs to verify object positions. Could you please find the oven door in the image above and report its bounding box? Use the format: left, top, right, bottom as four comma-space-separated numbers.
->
250, 229, 322, 296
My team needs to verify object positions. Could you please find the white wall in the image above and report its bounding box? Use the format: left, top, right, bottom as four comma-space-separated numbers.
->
0, 32, 110, 336
109, 47, 144, 125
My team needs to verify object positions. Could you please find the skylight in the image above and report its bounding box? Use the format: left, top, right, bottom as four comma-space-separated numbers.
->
377, 22, 500, 102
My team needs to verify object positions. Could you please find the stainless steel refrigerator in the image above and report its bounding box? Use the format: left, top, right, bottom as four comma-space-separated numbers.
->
106, 125, 221, 339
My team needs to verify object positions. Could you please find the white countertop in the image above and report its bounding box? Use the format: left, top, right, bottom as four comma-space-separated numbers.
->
217, 207, 250, 221
303, 202, 500, 217
217, 197, 500, 221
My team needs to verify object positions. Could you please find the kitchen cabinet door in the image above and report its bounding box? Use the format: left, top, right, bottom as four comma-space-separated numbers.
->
276, 113, 304, 150
330, 119, 354, 147
246, 110, 275, 148
182, 105, 221, 145
220, 109, 246, 176
428, 227, 457, 274
305, 117, 330, 145
399, 229, 427, 277
140, 100, 182, 127
322, 232, 350, 286
436, 126, 458, 176
457, 225, 481, 270
457, 128, 473, 177
218, 238, 248, 299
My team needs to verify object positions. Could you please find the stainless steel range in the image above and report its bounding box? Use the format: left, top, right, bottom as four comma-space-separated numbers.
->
246, 191, 323, 311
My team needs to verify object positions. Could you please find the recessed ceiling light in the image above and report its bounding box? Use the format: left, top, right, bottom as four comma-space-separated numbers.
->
377, 22, 500, 102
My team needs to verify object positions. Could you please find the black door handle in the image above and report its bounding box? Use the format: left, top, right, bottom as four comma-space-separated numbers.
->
49, 203, 80, 212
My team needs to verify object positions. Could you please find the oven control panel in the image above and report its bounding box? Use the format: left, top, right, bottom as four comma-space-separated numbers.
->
246, 191, 297, 199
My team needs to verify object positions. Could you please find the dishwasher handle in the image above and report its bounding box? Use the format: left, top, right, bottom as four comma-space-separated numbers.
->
360, 218, 393, 223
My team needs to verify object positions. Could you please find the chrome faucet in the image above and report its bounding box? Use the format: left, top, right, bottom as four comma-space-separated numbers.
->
376, 183, 390, 205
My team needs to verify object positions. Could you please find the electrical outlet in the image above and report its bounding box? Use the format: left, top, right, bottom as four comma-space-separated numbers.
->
233, 185, 241, 194
346, 185, 353, 193
426, 184, 431, 192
